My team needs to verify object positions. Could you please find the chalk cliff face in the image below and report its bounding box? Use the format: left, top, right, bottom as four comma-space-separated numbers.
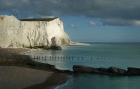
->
0, 15, 71, 48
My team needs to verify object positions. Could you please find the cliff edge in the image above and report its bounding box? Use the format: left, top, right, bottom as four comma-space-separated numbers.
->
0, 15, 71, 48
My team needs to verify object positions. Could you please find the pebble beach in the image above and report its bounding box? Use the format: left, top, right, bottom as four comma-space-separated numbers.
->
0, 48, 68, 89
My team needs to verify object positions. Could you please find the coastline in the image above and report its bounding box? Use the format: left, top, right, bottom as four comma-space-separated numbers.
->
1, 47, 140, 89
69, 42, 90, 46
0, 48, 29, 54
0, 66, 53, 89
0, 66, 69, 89
24, 73, 69, 89
0, 48, 69, 89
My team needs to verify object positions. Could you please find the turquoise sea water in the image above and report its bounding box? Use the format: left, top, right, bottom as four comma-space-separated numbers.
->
28, 42, 140, 89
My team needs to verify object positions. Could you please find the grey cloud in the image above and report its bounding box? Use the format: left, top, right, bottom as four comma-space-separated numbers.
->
0, 0, 30, 10
88, 21, 97, 27
102, 19, 140, 26
69, 24, 75, 28
68, 24, 77, 28
1, 0, 140, 25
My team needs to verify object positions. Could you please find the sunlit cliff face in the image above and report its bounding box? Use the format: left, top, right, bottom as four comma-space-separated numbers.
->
0, 15, 71, 48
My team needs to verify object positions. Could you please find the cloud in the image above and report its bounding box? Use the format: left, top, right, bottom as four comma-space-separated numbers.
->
68, 24, 76, 28
65, 24, 77, 29
1, 0, 140, 26
36, 15, 55, 18
88, 21, 97, 27
101, 19, 140, 26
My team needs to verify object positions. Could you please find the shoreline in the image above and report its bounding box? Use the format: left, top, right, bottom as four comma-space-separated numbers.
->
0, 48, 69, 89
24, 73, 70, 89
0, 66, 53, 89
1, 48, 140, 89
0, 65, 69, 89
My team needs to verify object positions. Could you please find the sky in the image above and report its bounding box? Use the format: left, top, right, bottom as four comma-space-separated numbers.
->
0, 0, 140, 42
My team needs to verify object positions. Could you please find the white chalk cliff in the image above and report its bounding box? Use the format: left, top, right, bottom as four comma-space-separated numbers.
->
0, 15, 71, 48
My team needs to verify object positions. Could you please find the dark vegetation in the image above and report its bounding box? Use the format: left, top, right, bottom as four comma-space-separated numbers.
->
19, 18, 58, 21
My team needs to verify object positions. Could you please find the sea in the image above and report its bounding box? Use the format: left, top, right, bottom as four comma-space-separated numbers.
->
27, 42, 140, 89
